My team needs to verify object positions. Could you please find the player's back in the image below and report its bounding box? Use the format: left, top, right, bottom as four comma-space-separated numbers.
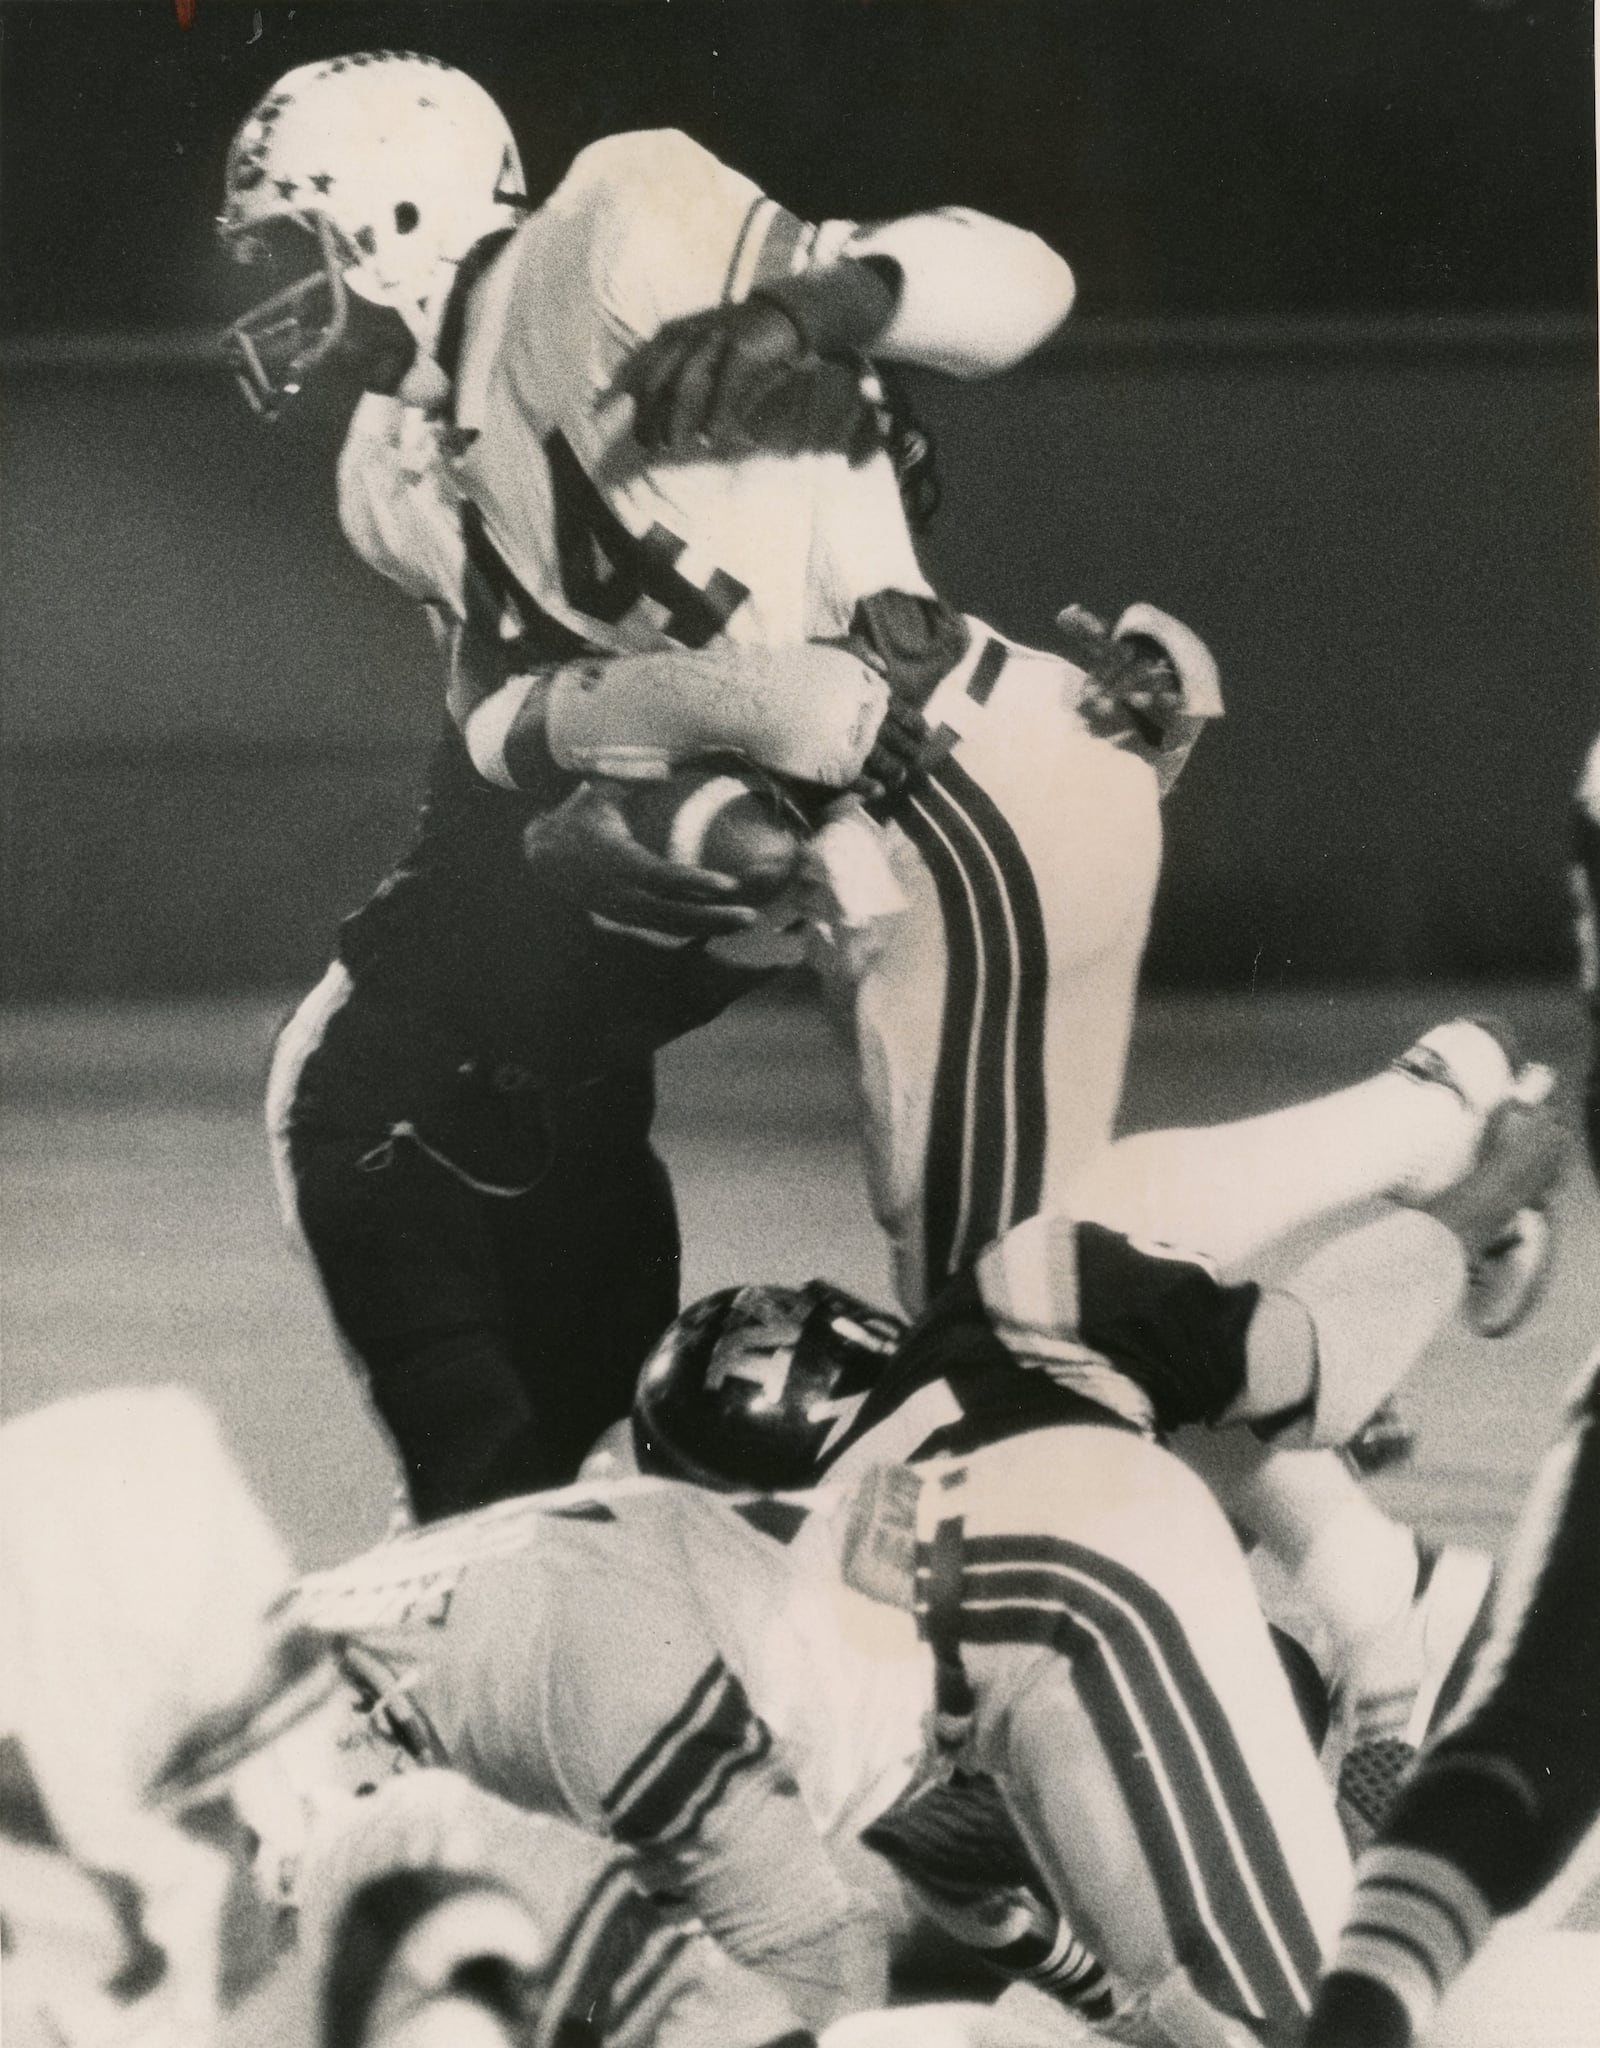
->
289, 1477, 926, 1846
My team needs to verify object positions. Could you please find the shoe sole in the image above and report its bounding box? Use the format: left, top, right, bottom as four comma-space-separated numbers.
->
1467, 1204, 1554, 1339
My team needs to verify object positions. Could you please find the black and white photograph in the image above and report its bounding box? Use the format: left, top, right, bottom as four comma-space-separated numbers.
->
2, 3, 1598, 2044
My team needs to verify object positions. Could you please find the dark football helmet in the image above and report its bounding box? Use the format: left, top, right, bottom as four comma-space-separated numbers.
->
631, 1280, 905, 1490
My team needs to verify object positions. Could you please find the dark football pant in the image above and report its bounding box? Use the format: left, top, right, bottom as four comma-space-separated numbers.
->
282, 1068, 680, 1523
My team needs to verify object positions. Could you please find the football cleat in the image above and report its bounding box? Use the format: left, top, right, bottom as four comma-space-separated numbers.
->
1328, 1542, 1496, 1852
1418, 1090, 1569, 1339
1055, 601, 1223, 797
863, 1776, 1120, 2023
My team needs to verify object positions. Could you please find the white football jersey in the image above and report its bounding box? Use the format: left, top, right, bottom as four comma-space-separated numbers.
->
337, 128, 933, 670
288, 1477, 927, 1851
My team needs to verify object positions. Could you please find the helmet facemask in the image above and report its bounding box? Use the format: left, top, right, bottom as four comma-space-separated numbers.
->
221, 213, 360, 418
223, 208, 436, 421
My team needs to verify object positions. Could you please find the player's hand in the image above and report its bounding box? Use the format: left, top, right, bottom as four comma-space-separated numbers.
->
617, 299, 872, 460
1054, 604, 1182, 749
856, 695, 934, 801
521, 781, 758, 939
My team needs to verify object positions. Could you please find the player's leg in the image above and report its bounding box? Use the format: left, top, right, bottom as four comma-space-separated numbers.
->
285, 1116, 542, 1522
1182, 1431, 1498, 1852
1307, 1348, 1600, 2048
816, 643, 1162, 1313
496, 1064, 682, 1484
1179, 1202, 1537, 1843
1069, 1019, 1555, 1280
923, 1428, 1351, 2044
270, 970, 553, 1522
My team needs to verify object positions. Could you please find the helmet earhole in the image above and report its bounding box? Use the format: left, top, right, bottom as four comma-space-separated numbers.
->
394, 202, 420, 234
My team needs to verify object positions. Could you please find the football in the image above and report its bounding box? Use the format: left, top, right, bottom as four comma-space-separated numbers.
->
615, 759, 807, 906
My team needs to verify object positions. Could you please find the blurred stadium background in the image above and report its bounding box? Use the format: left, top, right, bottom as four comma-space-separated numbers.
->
2, 6, 1599, 2033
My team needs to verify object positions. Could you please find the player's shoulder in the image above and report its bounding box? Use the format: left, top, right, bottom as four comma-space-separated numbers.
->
530, 127, 764, 330
553, 127, 738, 211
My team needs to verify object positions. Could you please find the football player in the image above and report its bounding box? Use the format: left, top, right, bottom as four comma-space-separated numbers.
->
625, 1014, 1567, 1776
0, 1385, 340, 2048
280, 1181, 1473, 2048
0, 1384, 801, 2048
1303, 1342, 1600, 2048
226, 58, 1545, 1534
1303, 738, 1600, 2048
221, 52, 1210, 1528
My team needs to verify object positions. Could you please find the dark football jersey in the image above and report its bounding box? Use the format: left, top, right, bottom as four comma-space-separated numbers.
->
830, 1221, 1263, 1471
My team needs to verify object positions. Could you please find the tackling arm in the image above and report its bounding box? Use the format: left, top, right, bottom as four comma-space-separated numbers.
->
542, 1564, 887, 2036
460, 642, 890, 794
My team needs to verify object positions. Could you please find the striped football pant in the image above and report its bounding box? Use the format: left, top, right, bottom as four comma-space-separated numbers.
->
911, 1426, 1352, 2042
813, 631, 1162, 1314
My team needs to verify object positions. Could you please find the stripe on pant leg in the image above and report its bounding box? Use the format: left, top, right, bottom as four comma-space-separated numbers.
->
965, 1530, 1327, 1988
935, 757, 1048, 1229
899, 788, 986, 1294
964, 1538, 1324, 2011
918, 771, 1013, 1267
917, 1535, 1323, 2019
911, 758, 1049, 1278
265, 962, 353, 1237
956, 1600, 1272, 2020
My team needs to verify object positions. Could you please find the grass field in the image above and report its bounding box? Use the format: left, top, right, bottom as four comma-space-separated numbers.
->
3, 979, 1597, 2043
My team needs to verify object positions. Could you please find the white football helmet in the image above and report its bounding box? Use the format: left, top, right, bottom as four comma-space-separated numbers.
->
218, 51, 526, 416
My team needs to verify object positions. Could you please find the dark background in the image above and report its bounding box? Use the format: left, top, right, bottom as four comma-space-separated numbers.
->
2, 0, 1597, 997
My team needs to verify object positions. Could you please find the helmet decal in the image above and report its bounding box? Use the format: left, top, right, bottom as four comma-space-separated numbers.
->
633, 1281, 906, 1490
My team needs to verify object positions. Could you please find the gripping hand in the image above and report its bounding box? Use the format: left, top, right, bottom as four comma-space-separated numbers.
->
1055, 602, 1223, 796
618, 261, 896, 462
522, 781, 757, 940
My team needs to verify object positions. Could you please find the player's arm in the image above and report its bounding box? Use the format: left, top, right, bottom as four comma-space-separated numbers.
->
547, 1636, 886, 2034
301, 1773, 812, 2048
460, 643, 888, 796
818, 206, 1076, 377
595, 131, 1073, 457
623, 219, 1073, 457
459, 640, 891, 936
